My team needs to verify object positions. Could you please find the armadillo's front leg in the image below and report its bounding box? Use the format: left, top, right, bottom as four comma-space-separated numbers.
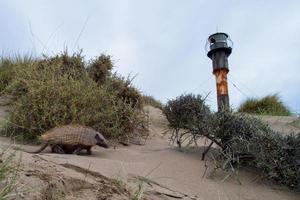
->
86, 146, 92, 155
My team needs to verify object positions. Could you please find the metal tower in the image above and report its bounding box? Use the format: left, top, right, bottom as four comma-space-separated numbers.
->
207, 32, 232, 111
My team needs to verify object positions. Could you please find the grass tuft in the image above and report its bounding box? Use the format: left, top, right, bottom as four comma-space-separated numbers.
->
0, 146, 20, 200
238, 94, 291, 116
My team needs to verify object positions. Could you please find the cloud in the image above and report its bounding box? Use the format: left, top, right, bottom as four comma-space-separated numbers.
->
107, 37, 139, 75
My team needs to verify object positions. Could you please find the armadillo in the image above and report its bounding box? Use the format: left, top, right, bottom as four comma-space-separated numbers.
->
26, 124, 108, 155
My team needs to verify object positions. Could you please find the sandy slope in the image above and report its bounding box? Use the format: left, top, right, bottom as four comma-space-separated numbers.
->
1, 106, 300, 199
259, 115, 300, 134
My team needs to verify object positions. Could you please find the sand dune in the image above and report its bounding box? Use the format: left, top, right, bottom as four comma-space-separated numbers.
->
1, 106, 299, 199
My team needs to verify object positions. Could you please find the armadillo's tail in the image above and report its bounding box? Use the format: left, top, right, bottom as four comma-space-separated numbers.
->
23, 143, 49, 154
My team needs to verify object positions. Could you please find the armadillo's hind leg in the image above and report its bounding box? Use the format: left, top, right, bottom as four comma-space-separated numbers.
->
51, 144, 65, 154
73, 145, 84, 155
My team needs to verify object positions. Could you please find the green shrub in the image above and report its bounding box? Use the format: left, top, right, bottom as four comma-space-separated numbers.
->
163, 94, 211, 147
252, 132, 300, 189
238, 94, 291, 116
208, 111, 268, 147
165, 93, 299, 189
0, 59, 14, 93
87, 55, 142, 108
87, 54, 113, 84
0, 56, 33, 94
1, 52, 148, 142
37, 51, 86, 79
212, 112, 299, 190
105, 74, 142, 109
212, 112, 300, 190
164, 94, 210, 130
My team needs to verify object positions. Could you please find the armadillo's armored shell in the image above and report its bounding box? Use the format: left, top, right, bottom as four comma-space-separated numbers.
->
41, 125, 99, 146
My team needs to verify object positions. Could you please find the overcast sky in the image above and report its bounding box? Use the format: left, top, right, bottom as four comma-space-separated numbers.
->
1, 0, 299, 113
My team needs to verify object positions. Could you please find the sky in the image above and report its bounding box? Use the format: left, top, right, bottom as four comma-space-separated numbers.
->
0, 0, 300, 113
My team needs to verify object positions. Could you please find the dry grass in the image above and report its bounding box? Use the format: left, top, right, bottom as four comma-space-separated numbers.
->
0, 146, 20, 200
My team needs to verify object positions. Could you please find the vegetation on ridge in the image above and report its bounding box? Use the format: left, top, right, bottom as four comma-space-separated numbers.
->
141, 95, 163, 110
238, 94, 291, 116
0, 51, 148, 142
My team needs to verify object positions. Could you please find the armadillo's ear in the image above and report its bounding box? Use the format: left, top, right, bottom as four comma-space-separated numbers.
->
95, 134, 103, 142
95, 134, 99, 140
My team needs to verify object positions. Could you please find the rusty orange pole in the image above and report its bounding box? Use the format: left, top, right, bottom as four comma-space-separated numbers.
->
207, 32, 232, 111
214, 68, 229, 111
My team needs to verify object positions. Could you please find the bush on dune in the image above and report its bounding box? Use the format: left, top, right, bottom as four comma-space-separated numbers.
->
0, 59, 15, 93
210, 111, 300, 190
164, 93, 299, 190
106, 74, 142, 109
0, 56, 34, 95
0, 52, 148, 142
87, 54, 113, 84
163, 94, 211, 147
164, 93, 210, 130
87, 55, 142, 109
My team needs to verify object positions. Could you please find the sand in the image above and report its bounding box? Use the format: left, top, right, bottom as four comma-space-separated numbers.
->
1, 106, 299, 199
258, 115, 300, 134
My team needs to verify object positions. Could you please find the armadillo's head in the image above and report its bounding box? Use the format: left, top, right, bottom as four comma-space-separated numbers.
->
95, 133, 109, 148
